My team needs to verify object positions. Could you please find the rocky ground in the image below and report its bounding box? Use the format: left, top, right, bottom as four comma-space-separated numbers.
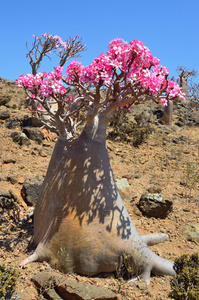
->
0, 78, 199, 299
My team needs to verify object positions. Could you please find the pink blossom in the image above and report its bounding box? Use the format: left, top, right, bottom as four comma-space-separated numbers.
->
37, 105, 44, 110
16, 37, 186, 111
54, 66, 64, 72
160, 98, 168, 107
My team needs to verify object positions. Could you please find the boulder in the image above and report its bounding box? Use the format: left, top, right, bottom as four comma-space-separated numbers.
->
0, 110, 10, 120
21, 178, 43, 206
137, 193, 173, 218
22, 116, 44, 128
11, 132, 31, 146
5, 117, 20, 129
23, 127, 44, 144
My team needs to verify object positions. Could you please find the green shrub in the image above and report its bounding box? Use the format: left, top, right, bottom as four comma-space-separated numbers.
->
0, 264, 20, 300
169, 253, 199, 300
108, 109, 152, 147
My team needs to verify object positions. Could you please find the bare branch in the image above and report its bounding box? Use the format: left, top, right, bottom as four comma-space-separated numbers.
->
58, 36, 87, 66
26, 34, 86, 75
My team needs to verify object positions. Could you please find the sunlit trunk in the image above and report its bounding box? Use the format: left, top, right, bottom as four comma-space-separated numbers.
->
23, 116, 175, 282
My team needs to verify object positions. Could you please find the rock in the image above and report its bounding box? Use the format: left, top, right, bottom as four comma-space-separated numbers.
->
3, 158, 16, 164
18, 177, 25, 184
39, 151, 47, 157
21, 115, 32, 127
57, 278, 118, 300
31, 116, 44, 127
21, 178, 43, 206
175, 109, 199, 127
137, 193, 173, 218
23, 127, 44, 144
136, 282, 148, 290
153, 109, 164, 120
157, 125, 173, 135
43, 142, 51, 147
9, 188, 23, 203
0, 190, 12, 198
11, 131, 31, 146
6, 176, 18, 184
147, 186, 162, 194
42, 128, 57, 141
0, 188, 26, 209
0, 195, 15, 209
0, 94, 11, 106
5, 117, 20, 129
32, 271, 118, 300
22, 115, 44, 128
116, 178, 131, 201
182, 223, 199, 244
0, 110, 10, 120
116, 178, 129, 190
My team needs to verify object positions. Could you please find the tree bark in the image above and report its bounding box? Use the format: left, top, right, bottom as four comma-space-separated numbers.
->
161, 100, 173, 125
23, 117, 175, 282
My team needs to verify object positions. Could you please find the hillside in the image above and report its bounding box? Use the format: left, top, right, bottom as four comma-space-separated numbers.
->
0, 79, 199, 299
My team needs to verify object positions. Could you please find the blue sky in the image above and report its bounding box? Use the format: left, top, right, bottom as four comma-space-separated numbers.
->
1, 0, 199, 82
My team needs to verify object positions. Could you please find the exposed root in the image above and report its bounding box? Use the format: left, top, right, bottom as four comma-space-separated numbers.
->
152, 254, 176, 278
140, 266, 152, 284
20, 251, 38, 267
141, 233, 169, 246
127, 246, 176, 284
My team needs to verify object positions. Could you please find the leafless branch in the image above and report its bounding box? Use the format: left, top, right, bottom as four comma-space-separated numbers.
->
26, 34, 86, 75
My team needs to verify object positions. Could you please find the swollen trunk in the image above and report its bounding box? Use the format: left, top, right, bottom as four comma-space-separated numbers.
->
31, 122, 175, 282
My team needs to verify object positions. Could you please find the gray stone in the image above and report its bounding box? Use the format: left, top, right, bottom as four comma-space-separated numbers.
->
137, 193, 173, 218
23, 127, 44, 144
21, 178, 43, 206
182, 223, 199, 244
0, 110, 10, 120
5, 117, 20, 129
11, 131, 31, 146
32, 271, 118, 300
116, 178, 129, 190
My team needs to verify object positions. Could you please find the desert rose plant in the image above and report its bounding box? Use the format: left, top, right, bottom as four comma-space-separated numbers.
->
16, 36, 185, 283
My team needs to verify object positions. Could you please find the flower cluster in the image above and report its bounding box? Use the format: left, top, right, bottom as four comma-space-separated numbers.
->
16, 38, 185, 108
65, 38, 185, 103
15, 66, 65, 98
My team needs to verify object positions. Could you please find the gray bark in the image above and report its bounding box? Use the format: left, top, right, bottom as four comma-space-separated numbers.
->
20, 117, 175, 283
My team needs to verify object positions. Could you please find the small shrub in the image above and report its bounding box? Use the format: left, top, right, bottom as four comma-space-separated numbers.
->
0, 264, 20, 299
108, 109, 153, 147
169, 253, 199, 300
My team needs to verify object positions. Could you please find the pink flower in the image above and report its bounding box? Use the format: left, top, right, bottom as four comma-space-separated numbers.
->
54, 66, 64, 72
160, 98, 168, 107
16, 37, 185, 111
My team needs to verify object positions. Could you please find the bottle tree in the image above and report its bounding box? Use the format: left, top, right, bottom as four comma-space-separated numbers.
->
16, 37, 185, 283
